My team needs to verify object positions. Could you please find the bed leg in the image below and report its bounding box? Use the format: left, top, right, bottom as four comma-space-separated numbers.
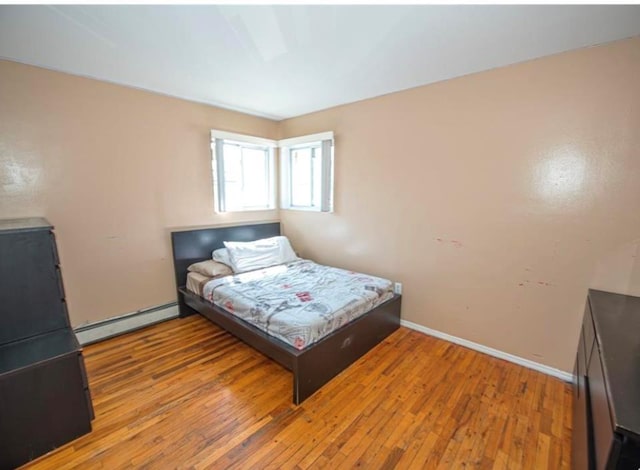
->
293, 374, 302, 406
177, 291, 198, 318
292, 365, 307, 405
291, 356, 329, 405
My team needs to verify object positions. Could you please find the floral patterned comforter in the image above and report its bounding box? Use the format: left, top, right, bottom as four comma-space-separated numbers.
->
202, 260, 394, 350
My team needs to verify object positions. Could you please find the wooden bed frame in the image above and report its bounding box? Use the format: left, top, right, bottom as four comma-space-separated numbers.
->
170, 222, 401, 405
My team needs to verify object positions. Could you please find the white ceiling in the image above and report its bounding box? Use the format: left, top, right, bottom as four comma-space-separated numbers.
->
1, 5, 639, 120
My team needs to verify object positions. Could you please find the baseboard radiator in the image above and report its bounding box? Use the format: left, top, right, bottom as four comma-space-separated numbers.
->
74, 303, 179, 346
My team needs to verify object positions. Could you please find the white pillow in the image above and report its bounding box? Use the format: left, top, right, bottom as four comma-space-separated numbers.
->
223, 236, 298, 273
212, 248, 233, 267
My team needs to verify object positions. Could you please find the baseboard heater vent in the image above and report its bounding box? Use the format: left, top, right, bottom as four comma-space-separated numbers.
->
74, 302, 179, 346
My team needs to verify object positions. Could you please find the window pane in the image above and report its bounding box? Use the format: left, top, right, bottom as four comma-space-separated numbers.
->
218, 141, 271, 212
223, 143, 243, 211
241, 147, 269, 208
312, 147, 322, 208
278, 134, 334, 213
223, 143, 242, 181
291, 147, 314, 207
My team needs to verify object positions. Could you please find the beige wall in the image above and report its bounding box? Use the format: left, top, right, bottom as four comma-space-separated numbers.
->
279, 37, 640, 372
0, 60, 279, 326
2, 38, 639, 372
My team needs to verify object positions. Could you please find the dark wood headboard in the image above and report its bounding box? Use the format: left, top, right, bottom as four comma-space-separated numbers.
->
170, 222, 281, 289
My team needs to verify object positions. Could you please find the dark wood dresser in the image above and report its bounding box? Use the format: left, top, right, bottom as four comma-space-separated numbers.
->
0, 218, 94, 469
572, 289, 640, 469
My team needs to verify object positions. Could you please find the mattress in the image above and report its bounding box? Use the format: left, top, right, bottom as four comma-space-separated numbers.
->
186, 272, 213, 297
202, 260, 394, 350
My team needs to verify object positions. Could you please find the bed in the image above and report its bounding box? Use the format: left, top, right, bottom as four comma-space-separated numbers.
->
171, 222, 402, 404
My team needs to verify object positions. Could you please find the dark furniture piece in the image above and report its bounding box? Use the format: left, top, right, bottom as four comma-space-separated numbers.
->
572, 289, 640, 469
0, 218, 93, 470
171, 222, 402, 405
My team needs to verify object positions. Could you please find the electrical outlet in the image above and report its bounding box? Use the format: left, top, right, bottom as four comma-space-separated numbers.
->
394, 282, 403, 295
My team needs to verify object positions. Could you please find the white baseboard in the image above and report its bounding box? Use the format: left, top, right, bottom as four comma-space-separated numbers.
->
75, 303, 179, 346
400, 319, 573, 382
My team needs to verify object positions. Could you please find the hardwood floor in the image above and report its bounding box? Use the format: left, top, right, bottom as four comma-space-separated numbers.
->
23, 316, 572, 469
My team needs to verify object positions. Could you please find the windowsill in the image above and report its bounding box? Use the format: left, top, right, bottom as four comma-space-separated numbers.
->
280, 206, 331, 213
215, 207, 276, 214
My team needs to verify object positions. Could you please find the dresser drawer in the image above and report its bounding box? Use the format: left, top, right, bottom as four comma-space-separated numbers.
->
583, 301, 595, 368
572, 337, 591, 470
0, 351, 92, 469
49, 230, 60, 265
84, 387, 95, 420
77, 354, 95, 420
56, 265, 66, 299
0, 230, 70, 343
61, 299, 71, 328
587, 341, 615, 470
78, 353, 89, 388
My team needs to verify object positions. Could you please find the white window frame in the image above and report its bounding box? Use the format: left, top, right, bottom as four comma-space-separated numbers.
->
211, 130, 276, 213
279, 131, 334, 212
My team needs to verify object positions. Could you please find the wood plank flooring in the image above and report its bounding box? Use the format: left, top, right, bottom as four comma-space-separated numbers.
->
23, 316, 572, 469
